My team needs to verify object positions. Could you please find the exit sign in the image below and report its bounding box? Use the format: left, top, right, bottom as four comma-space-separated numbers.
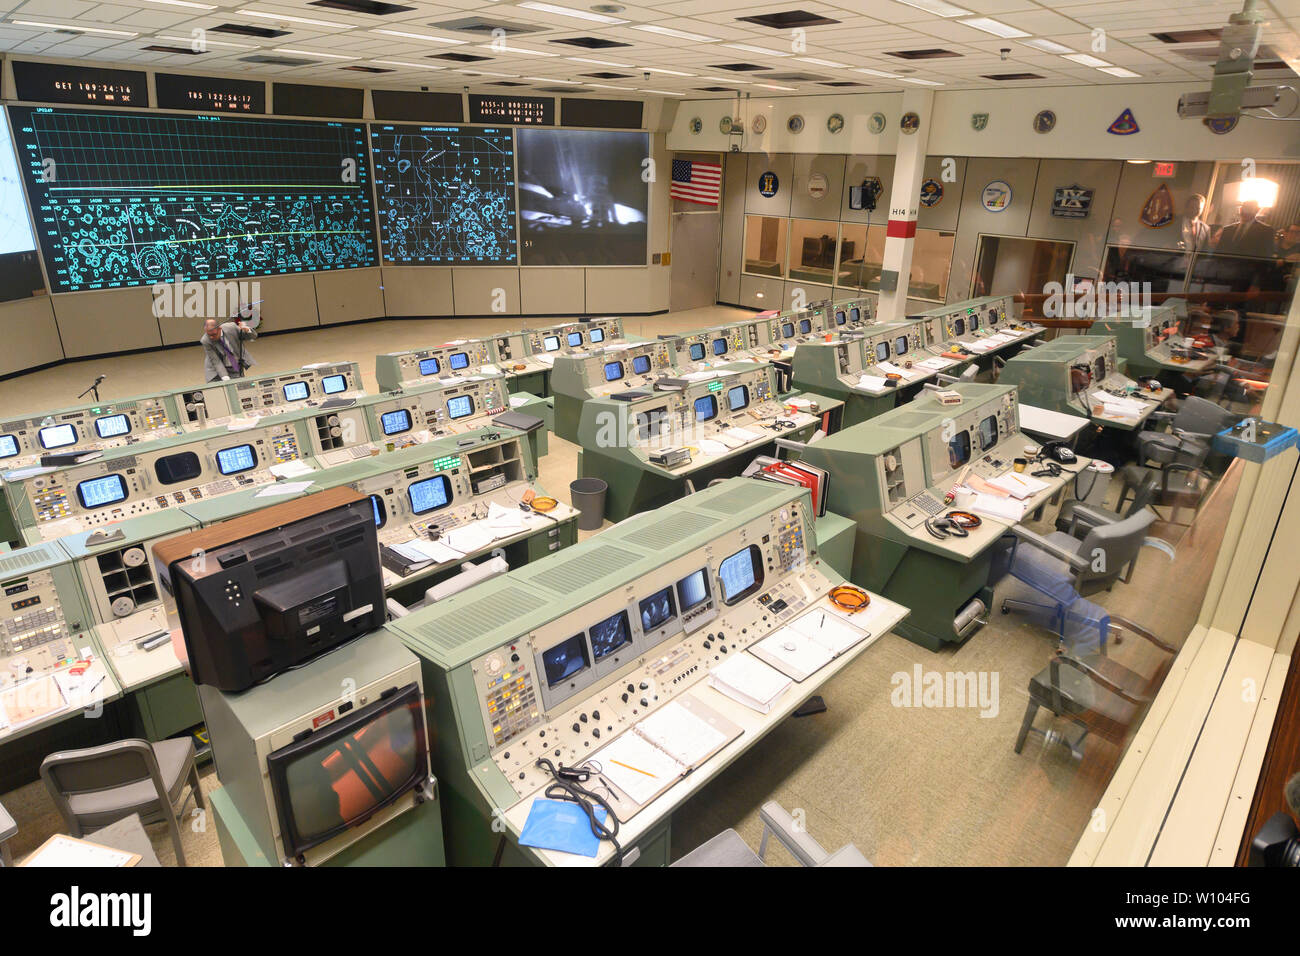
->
1153, 162, 1178, 178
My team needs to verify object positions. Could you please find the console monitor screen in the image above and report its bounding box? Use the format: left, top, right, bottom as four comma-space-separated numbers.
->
322, 374, 347, 394
635, 407, 666, 442
969, 314, 980, 331
407, 474, 451, 515
781, 323, 795, 339
638, 586, 677, 632
603, 361, 623, 382
677, 568, 710, 611
689, 343, 706, 362
693, 394, 717, 423
727, 385, 749, 412
419, 357, 440, 376
712, 338, 727, 356
798, 319, 812, 334
447, 395, 474, 420
95, 414, 130, 438
589, 328, 605, 343
542, 634, 589, 687
849, 307, 860, 323
0, 435, 17, 459
1094, 356, 1107, 383
283, 381, 310, 402
77, 474, 128, 509
216, 443, 257, 475
895, 336, 909, 356
370, 494, 386, 528
948, 430, 972, 469
39, 423, 77, 449
718, 545, 763, 606
589, 610, 632, 661
543, 335, 561, 352
835, 311, 846, 326
449, 352, 469, 370
381, 409, 412, 435
875, 342, 890, 363
567, 331, 583, 347
953, 318, 965, 336
632, 355, 651, 375
978, 415, 998, 452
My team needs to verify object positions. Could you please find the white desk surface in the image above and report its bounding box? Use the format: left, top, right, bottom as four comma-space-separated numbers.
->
1019, 404, 1090, 441
503, 592, 911, 867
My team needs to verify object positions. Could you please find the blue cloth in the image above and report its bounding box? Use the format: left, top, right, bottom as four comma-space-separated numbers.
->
518, 798, 608, 858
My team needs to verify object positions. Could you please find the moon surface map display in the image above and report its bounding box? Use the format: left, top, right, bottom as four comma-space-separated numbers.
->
370, 124, 517, 265
8, 106, 377, 292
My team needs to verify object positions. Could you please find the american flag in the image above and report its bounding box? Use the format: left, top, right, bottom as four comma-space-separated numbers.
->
670, 159, 722, 206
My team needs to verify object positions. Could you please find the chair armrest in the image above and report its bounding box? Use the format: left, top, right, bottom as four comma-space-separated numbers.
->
1146, 411, 1176, 427
1107, 615, 1176, 654
1066, 503, 1118, 529
1009, 525, 1090, 571
758, 801, 830, 867
1052, 654, 1148, 706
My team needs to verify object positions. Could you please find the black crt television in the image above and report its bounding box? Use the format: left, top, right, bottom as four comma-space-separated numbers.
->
266, 682, 427, 861
160, 491, 385, 691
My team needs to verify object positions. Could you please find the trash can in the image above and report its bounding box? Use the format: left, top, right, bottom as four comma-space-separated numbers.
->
1077, 459, 1114, 508
569, 477, 608, 531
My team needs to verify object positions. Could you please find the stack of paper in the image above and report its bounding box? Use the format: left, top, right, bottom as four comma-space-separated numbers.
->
709, 653, 792, 714
750, 626, 834, 682
722, 426, 762, 445
986, 471, 1049, 500
857, 374, 889, 391
255, 480, 313, 498
269, 460, 315, 479
919, 356, 956, 371
487, 501, 526, 532
1091, 391, 1146, 418
443, 522, 496, 554
970, 493, 1027, 522
875, 361, 908, 377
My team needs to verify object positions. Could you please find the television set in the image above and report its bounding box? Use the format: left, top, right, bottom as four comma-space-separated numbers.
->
157, 489, 385, 692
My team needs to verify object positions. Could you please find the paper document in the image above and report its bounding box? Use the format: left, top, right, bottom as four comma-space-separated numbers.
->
970, 493, 1027, 522
255, 480, 313, 498
21, 835, 138, 868
225, 417, 260, 430
487, 501, 526, 532
787, 608, 871, 655
509, 395, 528, 407
635, 699, 728, 767
918, 356, 956, 371
857, 375, 888, 391
443, 522, 496, 555
698, 439, 729, 456
269, 460, 315, 478
986, 471, 1049, 500
749, 627, 834, 682
597, 733, 684, 805
722, 426, 762, 444
709, 652, 792, 714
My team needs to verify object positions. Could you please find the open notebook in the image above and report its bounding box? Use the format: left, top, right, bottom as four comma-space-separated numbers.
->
749, 606, 874, 682
592, 696, 742, 817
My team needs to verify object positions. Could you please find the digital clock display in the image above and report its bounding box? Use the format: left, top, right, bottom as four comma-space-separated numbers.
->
468, 94, 554, 126
155, 74, 266, 114
12, 61, 146, 106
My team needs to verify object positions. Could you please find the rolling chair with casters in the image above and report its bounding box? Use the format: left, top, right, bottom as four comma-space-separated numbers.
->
40, 737, 204, 866
1014, 617, 1176, 760
672, 801, 871, 867
1125, 396, 1238, 475
991, 510, 1156, 654
0, 799, 15, 866
1055, 471, 1158, 539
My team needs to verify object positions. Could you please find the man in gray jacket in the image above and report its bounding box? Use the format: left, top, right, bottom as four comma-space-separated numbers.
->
200, 317, 257, 382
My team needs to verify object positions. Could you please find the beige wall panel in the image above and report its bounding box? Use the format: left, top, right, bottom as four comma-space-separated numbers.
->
0, 296, 63, 376
315, 268, 385, 326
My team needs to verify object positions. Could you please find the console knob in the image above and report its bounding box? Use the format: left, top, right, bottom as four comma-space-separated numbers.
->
579, 713, 588, 723
639, 698, 649, 707
572, 723, 580, 733
621, 693, 628, 702
591, 710, 600, 720
592, 729, 600, 739
639, 681, 649, 690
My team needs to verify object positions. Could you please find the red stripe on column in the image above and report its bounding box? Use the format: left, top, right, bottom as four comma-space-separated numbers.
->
886, 219, 917, 239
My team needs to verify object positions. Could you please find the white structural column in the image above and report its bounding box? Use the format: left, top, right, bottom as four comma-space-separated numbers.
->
877, 88, 935, 323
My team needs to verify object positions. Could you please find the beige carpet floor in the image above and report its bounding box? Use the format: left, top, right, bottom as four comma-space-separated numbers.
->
0, 310, 1236, 867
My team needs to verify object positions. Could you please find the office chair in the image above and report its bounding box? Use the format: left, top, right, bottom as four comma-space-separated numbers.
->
993, 510, 1156, 653
672, 801, 871, 867
1055, 471, 1158, 539
40, 737, 204, 866
1014, 617, 1176, 760
0, 799, 15, 866
1127, 396, 1238, 473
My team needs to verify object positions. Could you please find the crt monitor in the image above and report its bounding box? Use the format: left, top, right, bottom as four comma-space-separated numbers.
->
449, 352, 469, 371
688, 342, 706, 362
718, 545, 763, 605
712, 337, 727, 356
727, 385, 748, 411
95, 414, 130, 439
1093, 356, 1107, 383
589, 327, 605, 343
543, 335, 561, 352
77, 474, 128, 509
835, 310, 846, 326
217, 443, 257, 475
284, 381, 310, 402
266, 681, 427, 862
798, 318, 812, 334
953, 318, 965, 336
969, 314, 980, 331
875, 342, 891, 362
603, 361, 624, 382
161, 492, 385, 692
381, 409, 412, 436
419, 357, 440, 376
677, 568, 710, 611
895, 336, 909, 356
408, 475, 451, 515
542, 634, 589, 687
849, 307, 860, 323
978, 415, 998, 452
567, 331, 583, 347
447, 395, 474, 420
632, 354, 651, 375
0, 434, 17, 458
781, 322, 795, 339
694, 394, 717, 423
639, 586, 676, 632
589, 610, 631, 661
948, 430, 972, 469
39, 423, 77, 449
322, 374, 347, 394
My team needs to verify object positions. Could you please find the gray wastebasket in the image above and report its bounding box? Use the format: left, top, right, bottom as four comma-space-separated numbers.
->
569, 477, 608, 531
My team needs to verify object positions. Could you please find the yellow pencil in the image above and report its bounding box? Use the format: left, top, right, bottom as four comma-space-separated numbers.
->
610, 758, 657, 778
